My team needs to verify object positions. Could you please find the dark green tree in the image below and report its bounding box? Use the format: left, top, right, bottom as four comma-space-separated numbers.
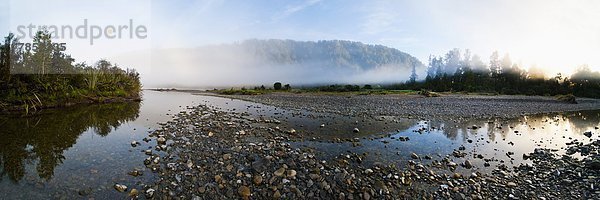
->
273, 82, 282, 90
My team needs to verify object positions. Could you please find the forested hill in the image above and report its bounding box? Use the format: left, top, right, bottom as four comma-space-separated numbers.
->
237, 39, 424, 72
141, 39, 425, 86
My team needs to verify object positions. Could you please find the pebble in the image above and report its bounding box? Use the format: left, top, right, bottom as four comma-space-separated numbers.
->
274, 168, 286, 177
128, 189, 138, 197
287, 169, 297, 178
411, 152, 419, 159
145, 188, 155, 198
238, 186, 251, 199
253, 175, 263, 185
114, 184, 127, 192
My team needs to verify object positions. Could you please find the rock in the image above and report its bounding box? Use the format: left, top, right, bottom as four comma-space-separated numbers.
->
78, 188, 91, 196
363, 191, 371, 200
114, 184, 127, 192
273, 190, 282, 199
410, 152, 419, 159
364, 169, 374, 174
463, 160, 473, 169
286, 169, 297, 178
586, 160, 600, 170
197, 186, 206, 194
522, 153, 531, 160
320, 124, 325, 128
309, 173, 320, 180
507, 182, 517, 187
215, 175, 223, 183
157, 137, 167, 144
253, 175, 263, 185
274, 168, 286, 177
453, 173, 462, 179
187, 159, 194, 169
238, 186, 251, 199
128, 170, 142, 177
145, 188, 155, 198
583, 131, 592, 138
130, 141, 139, 147
447, 162, 457, 167
129, 189, 139, 197
208, 132, 214, 137
353, 128, 360, 133
223, 153, 232, 160
289, 129, 297, 134
471, 125, 478, 129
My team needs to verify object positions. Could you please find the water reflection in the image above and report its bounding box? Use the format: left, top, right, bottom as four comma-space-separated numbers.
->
294, 109, 599, 171
433, 110, 600, 143
0, 102, 140, 182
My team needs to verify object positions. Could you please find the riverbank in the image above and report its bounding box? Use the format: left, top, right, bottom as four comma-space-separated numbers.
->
225, 92, 600, 122
136, 96, 600, 199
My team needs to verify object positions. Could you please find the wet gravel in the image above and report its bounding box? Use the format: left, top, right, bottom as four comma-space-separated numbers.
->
228, 93, 600, 122
128, 98, 600, 199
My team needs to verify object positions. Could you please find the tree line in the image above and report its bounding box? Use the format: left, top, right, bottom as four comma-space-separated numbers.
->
395, 48, 599, 98
0, 30, 142, 112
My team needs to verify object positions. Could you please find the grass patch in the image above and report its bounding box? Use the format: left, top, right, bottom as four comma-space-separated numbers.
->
556, 94, 577, 104
215, 89, 267, 95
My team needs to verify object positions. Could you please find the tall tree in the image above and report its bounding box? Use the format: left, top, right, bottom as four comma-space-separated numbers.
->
0, 34, 13, 84
470, 54, 487, 73
426, 55, 436, 78
409, 64, 417, 83
500, 54, 512, 74
489, 51, 500, 76
444, 48, 461, 75
31, 30, 54, 74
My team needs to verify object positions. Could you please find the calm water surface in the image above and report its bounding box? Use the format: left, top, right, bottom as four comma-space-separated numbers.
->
0, 90, 598, 199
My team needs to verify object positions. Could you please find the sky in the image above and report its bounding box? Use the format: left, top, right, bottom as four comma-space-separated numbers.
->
1, 0, 600, 87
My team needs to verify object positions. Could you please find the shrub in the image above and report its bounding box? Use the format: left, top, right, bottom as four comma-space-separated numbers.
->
274, 82, 282, 90
556, 94, 577, 104
420, 89, 440, 97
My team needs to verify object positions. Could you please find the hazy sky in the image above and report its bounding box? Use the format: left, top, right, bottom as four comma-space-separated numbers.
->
2, 0, 600, 86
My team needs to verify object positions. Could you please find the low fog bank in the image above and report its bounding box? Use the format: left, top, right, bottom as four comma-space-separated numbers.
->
112, 40, 426, 89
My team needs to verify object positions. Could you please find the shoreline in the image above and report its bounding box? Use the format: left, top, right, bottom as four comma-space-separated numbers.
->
0, 95, 142, 115
220, 92, 600, 122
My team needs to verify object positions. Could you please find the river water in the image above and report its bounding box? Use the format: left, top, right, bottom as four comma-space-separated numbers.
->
0, 90, 598, 199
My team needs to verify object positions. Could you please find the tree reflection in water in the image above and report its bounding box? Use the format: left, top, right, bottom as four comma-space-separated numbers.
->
0, 102, 140, 182
436, 110, 600, 142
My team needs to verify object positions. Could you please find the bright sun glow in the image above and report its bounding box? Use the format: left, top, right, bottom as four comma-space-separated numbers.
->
501, 1, 600, 76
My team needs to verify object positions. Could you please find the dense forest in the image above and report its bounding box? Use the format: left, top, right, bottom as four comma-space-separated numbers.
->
0, 31, 142, 113
393, 48, 600, 98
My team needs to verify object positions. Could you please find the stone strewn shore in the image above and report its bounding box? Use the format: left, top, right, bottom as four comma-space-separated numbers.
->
229, 93, 600, 122
133, 103, 599, 199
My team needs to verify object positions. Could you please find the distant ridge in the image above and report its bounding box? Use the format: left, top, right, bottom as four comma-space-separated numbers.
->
129, 39, 426, 87
236, 39, 424, 72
